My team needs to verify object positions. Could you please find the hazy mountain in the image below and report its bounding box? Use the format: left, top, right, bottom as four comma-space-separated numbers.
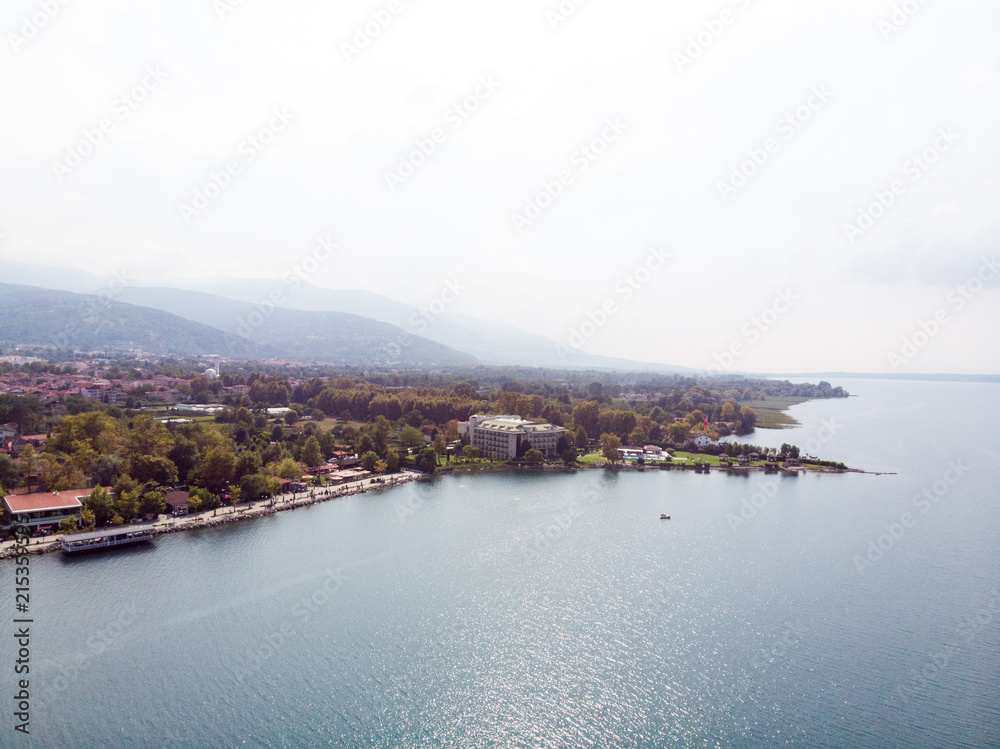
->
173, 277, 695, 372
0, 261, 692, 371
0, 283, 475, 365
0, 283, 252, 356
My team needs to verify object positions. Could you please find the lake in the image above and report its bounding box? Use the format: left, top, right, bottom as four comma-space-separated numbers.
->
3, 378, 999, 747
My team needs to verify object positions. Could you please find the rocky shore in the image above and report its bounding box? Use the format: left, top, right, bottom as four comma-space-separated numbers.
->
0, 473, 419, 560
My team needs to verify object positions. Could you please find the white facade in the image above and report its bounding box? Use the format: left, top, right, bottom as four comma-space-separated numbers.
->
469, 415, 566, 460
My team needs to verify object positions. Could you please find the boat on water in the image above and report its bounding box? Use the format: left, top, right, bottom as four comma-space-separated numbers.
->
659, 514, 670, 520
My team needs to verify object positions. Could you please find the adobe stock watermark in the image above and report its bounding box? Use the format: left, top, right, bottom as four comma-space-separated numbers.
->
853, 459, 969, 575
35, 602, 141, 715
233, 568, 347, 687
673, 0, 755, 72
557, 245, 670, 361
179, 107, 294, 223
520, 476, 609, 565
728, 418, 842, 532
214, 0, 248, 21
382, 278, 467, 361
716, 85, 833, 202
522, 501, 584, 564
341, 0, 411, 64
54, 269, 135, 349
51, 66, 168, 183
235, 236, 338, 337
509, 116, 627, 234
384, 75, 500, 192
749, 620, 808, 671
894, 588, 999, 707
842, 127, 958, 244
879, 0, 933, 40
887, 254, 998, 371
8, 0, 71, 54
707, 289, 798, 373
545, 0, 590, 30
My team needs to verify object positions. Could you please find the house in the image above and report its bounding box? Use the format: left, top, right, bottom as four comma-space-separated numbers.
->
719, 453, 730, 463
643, 445, 663, 456
689, 434, 714, 449
749, 452, 761, 462
3, 490, 85, 533
163, 490, 189, 516
737, 455, 750, 465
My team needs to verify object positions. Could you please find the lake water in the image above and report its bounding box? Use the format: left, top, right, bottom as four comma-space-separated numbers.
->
3, 378, 999, 748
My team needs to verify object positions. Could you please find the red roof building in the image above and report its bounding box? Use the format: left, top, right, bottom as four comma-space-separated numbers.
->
3, 489, 85, 531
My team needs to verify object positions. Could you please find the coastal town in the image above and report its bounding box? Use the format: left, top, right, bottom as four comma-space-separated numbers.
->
0, 353, 850, 558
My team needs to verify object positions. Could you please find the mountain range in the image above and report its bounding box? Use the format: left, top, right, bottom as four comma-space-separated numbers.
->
0, 261, 693, 371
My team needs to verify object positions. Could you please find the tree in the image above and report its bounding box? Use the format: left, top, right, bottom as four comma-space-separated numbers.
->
432, 434, 448, 460
0, 453, 21, 490
115, 489, 140, 522
194, 446, 236, 494
84, 487, 116, 526
234, 450, 263, 482
374, 459, 387, 475
384, 451, 401, 473
80, 507, 96, 532
561, 448, 578, 465
360, 451, 379, 472
444, 420, 460, 442
357, 433, 375, 457
124, 414, 173, 459
399, 426, 425, 450
416, 447, 437, 474
138, 490, 165, 517
575, 427, 588, 453
59, 516, 79, 534
275, 457, 302, 479
572, 401, 600, 436
240, 473, 273, 500
167, 437, 198, 483
368, 416, 392, 456
301, 436, 323, 468
666, 421, 690, 444
599, 433, 622, 463
628, 427, 648, 446
524, 448, 544, 464
128, 454, 179, 487
187, 494, 202, 514
18, 445, 37, 492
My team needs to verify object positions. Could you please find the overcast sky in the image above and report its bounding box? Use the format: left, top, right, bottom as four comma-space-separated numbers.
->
2, 0, 998, 374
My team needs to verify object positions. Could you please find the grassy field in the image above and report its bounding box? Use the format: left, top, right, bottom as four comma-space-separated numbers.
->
740, 396, 812, 429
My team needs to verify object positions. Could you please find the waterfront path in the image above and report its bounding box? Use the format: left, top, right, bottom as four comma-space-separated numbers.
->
0, 472, 421, 559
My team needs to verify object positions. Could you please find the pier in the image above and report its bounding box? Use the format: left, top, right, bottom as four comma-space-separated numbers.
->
60, 526, 155, 554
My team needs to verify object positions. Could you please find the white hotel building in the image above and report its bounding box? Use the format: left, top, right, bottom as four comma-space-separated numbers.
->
465, 414, 567, 461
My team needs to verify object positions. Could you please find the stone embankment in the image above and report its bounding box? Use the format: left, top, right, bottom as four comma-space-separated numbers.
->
0, 473, 418, 560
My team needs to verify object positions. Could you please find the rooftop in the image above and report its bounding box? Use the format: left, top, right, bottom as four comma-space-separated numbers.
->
4, 490, 86, 514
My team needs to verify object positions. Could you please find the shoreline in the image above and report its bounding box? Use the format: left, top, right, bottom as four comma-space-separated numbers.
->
0, 472, 421, 560
0, 460, 881, 560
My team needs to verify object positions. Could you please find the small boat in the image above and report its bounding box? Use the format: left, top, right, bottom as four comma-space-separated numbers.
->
659, 514, 670, 520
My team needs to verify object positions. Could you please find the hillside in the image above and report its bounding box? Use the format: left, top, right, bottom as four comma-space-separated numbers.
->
0, 283, 251, 356
0, 284, 476, 365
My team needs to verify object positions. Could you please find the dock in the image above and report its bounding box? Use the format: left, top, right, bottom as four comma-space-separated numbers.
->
60, 525, 156, 553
